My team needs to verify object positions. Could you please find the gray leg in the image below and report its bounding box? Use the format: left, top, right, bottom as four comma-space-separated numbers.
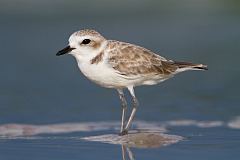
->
117, 89, 127, 133
126, 147, 135, 160
121, 145, 126, 160
122, 145, 135, 160
123, 86, 139, 134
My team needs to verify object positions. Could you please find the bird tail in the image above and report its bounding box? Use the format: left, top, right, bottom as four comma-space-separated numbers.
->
173, 61, 208, 72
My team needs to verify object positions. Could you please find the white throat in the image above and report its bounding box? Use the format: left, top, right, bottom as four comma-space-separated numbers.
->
72, 40, 108, 65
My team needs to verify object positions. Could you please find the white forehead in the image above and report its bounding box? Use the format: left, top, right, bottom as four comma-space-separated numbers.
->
68, 29, 105, 43
69, 34, 93, 43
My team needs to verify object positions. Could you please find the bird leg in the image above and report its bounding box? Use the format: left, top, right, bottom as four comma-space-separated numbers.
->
117, 89, 128, 134
121, 87, 139, 135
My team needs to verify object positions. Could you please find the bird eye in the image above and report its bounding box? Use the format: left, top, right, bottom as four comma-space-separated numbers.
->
81, 39, 91, 45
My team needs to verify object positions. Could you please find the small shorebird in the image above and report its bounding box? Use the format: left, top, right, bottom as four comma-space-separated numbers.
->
57, 29, 207, 135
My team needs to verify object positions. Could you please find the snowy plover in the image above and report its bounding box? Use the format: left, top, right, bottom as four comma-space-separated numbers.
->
57, 29, 207, 135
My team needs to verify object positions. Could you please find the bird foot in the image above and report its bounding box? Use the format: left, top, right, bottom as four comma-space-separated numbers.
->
119, 129, 128, 136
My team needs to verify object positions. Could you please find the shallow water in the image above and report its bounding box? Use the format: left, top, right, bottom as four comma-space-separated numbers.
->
0, 0, 240, 159
0, 119, 239, 160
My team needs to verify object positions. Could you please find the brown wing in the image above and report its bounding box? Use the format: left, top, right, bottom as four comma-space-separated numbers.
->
107, 41, 178, 76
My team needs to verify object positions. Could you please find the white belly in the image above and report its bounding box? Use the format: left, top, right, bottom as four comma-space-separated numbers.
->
77, 61, 171, 89
78, 61, 127, 88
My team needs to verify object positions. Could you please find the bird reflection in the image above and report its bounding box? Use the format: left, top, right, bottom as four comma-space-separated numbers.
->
118, 131, 183, 160
92, 130, 179, 160
122, 145, 135, 160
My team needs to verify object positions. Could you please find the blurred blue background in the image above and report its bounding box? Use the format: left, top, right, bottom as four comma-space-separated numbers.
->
1, 1, 240, 160
0, 0, 239, 124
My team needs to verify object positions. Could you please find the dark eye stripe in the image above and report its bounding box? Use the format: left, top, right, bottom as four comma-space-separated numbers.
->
81, 39, 91, 44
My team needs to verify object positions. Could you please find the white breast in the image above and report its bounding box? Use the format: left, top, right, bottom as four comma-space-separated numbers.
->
75, 53, 127, 88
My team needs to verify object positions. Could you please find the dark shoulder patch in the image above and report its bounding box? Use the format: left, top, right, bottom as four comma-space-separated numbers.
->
91, 52, 104, 64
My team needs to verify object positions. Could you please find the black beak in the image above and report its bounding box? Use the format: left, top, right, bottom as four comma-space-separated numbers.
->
56, 45, 75, 56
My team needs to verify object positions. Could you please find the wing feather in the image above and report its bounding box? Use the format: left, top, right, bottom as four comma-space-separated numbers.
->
107, 41, 177, 76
